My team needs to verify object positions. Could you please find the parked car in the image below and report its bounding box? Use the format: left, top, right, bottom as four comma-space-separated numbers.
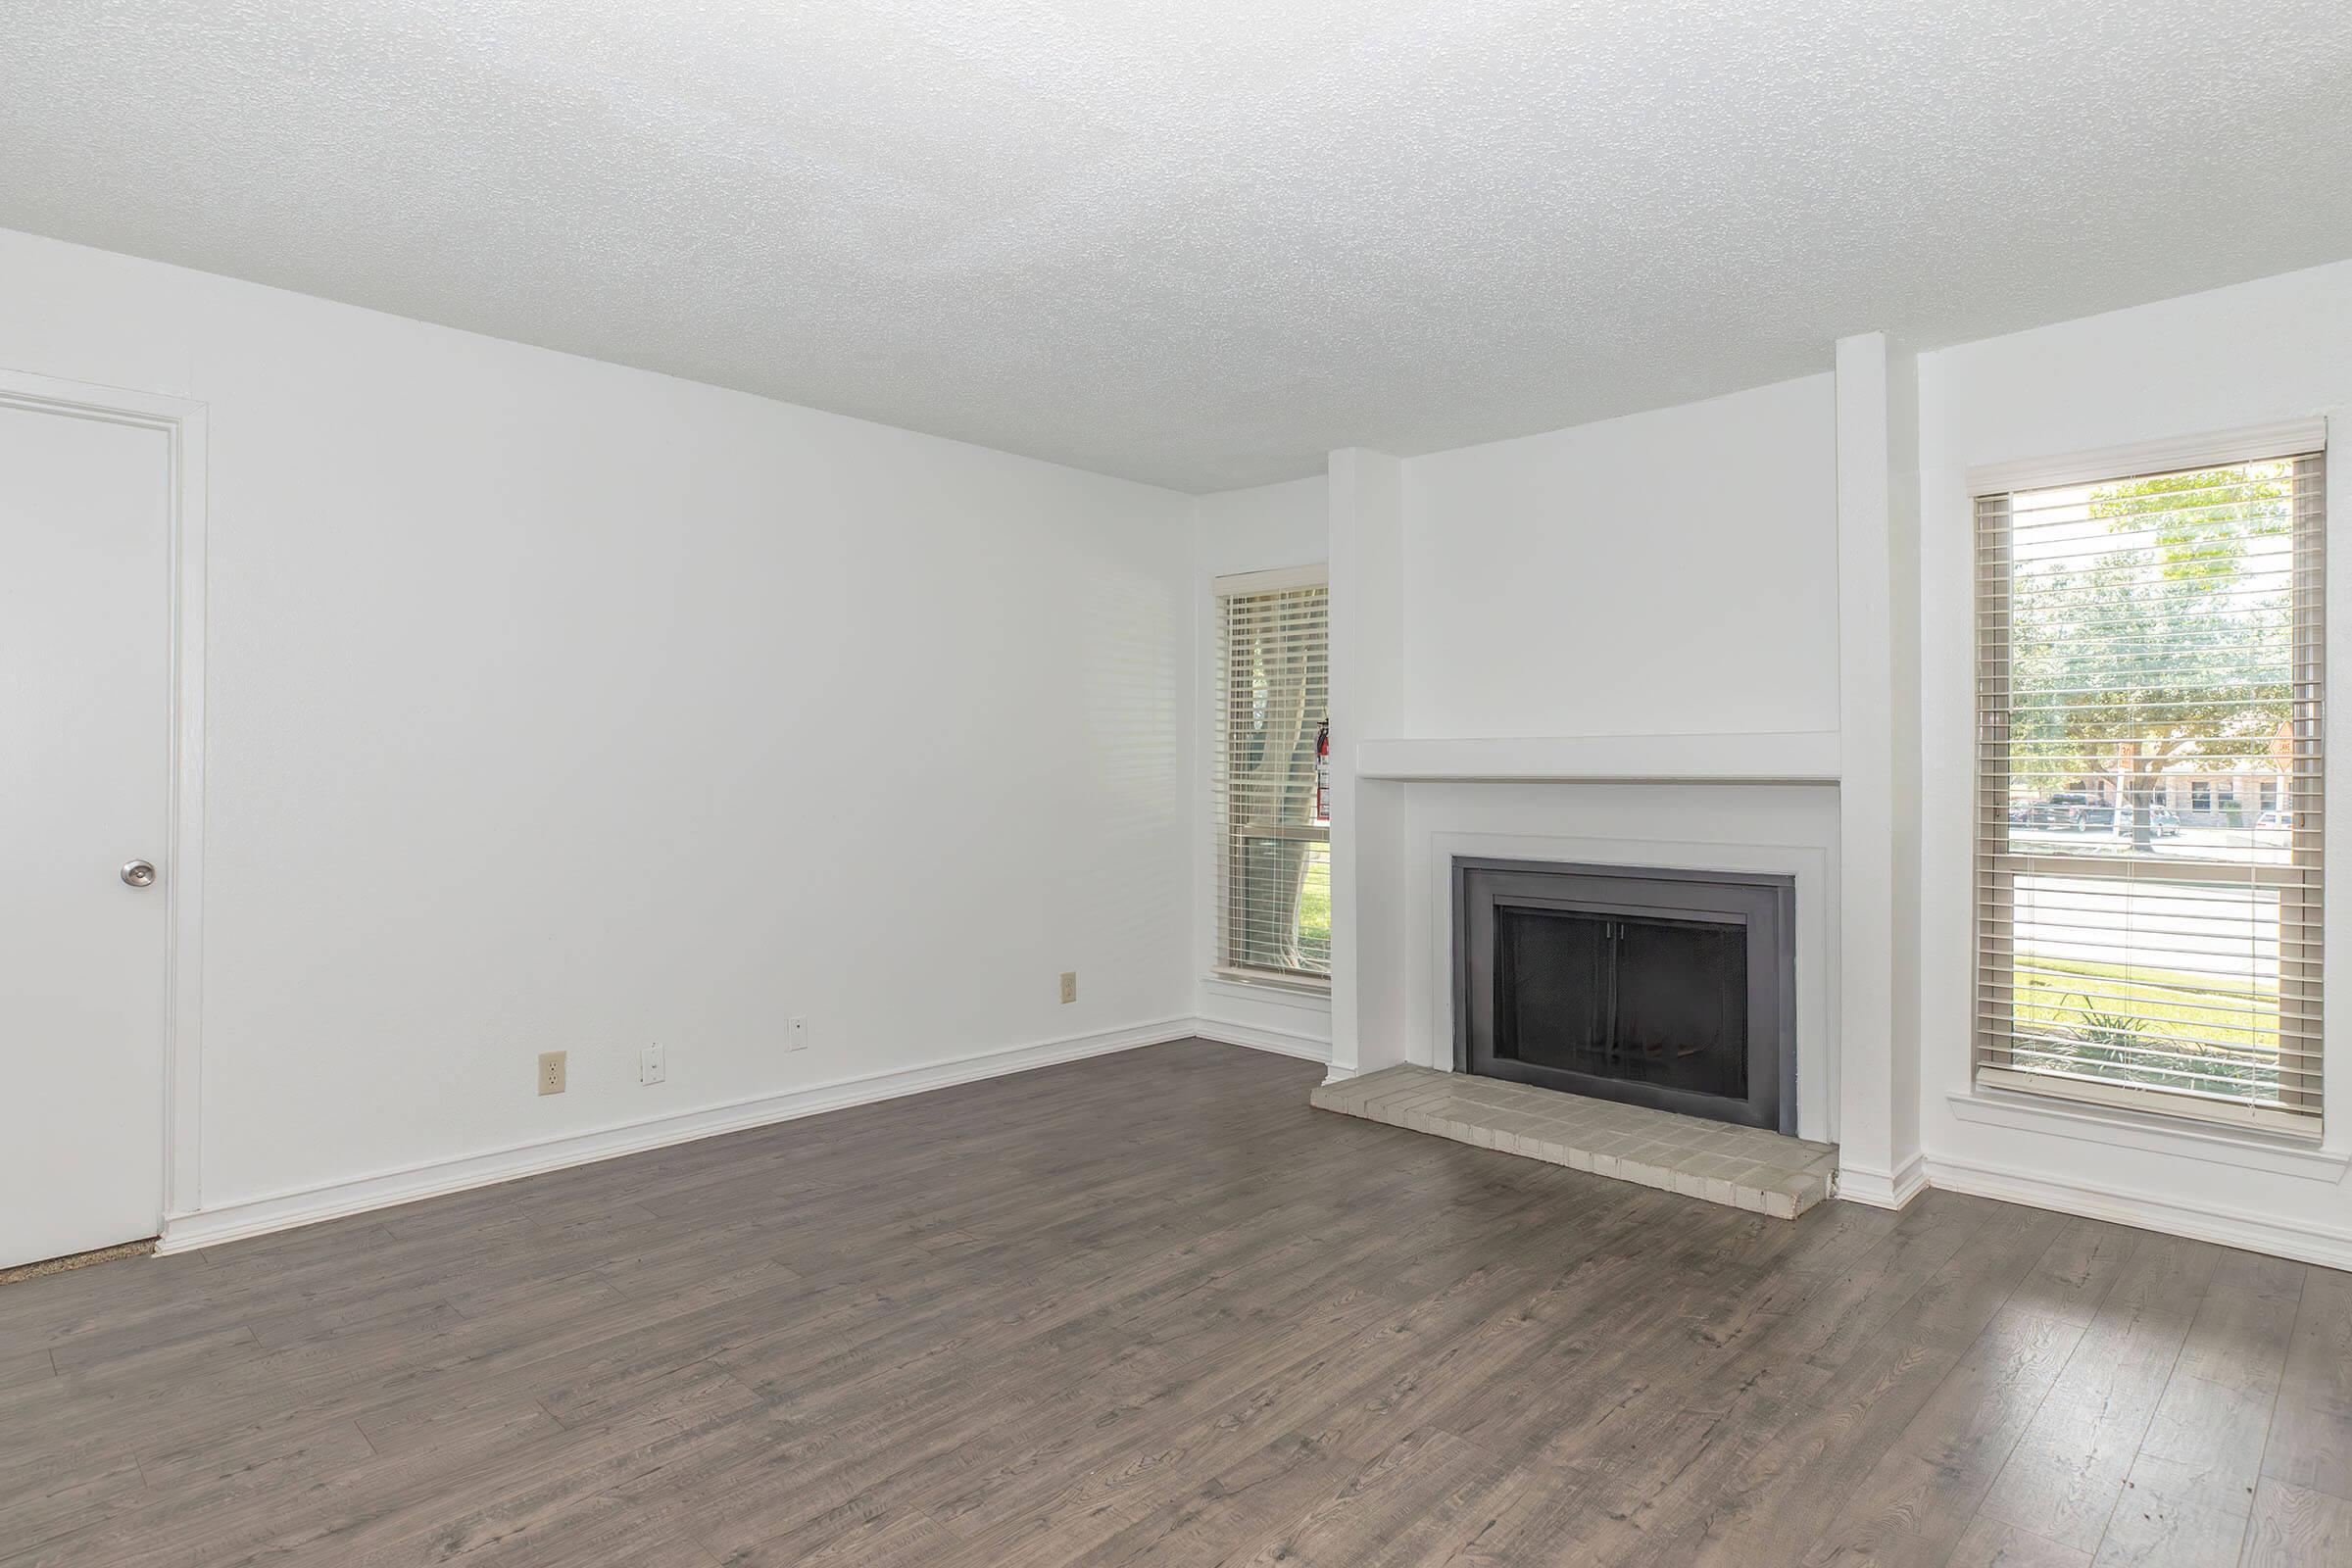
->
2013, 793, 2184, 835
2109, 806, 2181, 838
2259, 810, 2294, 829
2031, 792, 2094, 827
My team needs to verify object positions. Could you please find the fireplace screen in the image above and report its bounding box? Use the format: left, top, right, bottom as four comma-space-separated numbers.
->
1455, 859, 1794, 1132
1494, 906, 1749, 1102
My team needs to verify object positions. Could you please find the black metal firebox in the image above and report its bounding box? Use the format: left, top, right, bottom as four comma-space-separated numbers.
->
1452, 858, 1796, 1133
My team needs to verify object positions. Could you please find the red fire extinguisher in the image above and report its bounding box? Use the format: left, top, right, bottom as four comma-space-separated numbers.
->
1315, 719, 1331, 823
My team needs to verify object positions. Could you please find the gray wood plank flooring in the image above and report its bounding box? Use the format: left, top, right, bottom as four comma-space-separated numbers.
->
3, 1041, 2347, 1566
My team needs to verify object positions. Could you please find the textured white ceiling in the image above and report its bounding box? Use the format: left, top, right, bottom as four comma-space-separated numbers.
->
4, 1, 2349, 491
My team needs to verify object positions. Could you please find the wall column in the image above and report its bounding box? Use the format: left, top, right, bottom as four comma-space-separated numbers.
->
1327, 448, 1408, 1080
1836, 331, 1926, 1204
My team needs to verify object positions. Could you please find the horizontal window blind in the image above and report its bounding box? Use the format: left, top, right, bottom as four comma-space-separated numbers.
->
1214, 575, 1330, 983
1975, 448, 2326, 1131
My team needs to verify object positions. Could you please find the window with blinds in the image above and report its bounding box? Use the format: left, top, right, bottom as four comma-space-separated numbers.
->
1975, 443, 2325, 1132
1213, 568, 1330, 984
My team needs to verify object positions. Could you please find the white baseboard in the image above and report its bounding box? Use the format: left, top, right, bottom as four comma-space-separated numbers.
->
1836, 1152, 1928, 1210
158, 1015, 1197, 1255
1924, 1153, 2352, 1273
151, 1013, 2352, 1274
1193, 1015, 1332, 1063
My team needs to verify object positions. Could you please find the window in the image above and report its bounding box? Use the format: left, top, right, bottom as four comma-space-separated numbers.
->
1976, 443, 2325, 1132
1213, 568, 1330, 983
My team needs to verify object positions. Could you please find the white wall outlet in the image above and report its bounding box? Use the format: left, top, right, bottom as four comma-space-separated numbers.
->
786, 1015, 808, 1053
1059, 970, 1077, 1004
537, 1050, 566, 1096
639, 1043, 665, 1085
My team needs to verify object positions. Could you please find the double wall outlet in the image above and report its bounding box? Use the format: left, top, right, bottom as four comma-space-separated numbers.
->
639, 1043, 665, 1085
537, 1051, 566, 1096
1059, 970, 1077, 1004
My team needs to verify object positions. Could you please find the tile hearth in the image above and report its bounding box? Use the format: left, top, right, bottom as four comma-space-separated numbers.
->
1310, 1064, 1838, 1218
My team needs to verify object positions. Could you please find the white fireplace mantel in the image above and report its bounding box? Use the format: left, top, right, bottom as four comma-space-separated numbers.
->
1355, 731, 1841, 785
1327, 336, 1918, 1212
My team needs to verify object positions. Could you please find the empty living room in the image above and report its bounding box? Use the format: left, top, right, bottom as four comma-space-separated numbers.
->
8, 3, 2352, 1565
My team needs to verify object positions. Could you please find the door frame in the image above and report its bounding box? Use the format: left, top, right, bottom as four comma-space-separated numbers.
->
1, 367, 209, 1232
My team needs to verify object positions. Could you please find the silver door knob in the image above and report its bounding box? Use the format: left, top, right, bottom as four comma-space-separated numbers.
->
122, 859, 156, 888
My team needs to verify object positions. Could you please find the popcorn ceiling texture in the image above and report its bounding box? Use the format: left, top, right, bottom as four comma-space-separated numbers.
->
3, 0, 2348, 491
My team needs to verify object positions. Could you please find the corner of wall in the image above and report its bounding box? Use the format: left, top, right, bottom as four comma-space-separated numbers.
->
1327, 450, 1409, 1078
1834, 331, 1924, 1192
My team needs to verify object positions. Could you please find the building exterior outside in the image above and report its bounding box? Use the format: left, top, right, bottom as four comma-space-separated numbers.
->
2040, 721, 2295, 830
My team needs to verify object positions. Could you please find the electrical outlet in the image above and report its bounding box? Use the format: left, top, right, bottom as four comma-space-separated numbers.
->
1060, 970, 1077, 1004
639, 1043, 665, 1086
537, 1050, 566, 1096
786, 1015, 808, 1053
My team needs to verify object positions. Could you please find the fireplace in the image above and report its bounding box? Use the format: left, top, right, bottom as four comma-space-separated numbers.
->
1452, 858, 1795, 1133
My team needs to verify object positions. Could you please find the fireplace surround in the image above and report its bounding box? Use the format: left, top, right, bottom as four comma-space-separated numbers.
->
1452, 857, 1797, 1134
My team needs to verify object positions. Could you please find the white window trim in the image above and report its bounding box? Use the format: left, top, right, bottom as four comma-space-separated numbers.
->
1208, 565, 1331, 987
1970, 426, 2328, 1138
1206, 967, 1332, 1001
1975, 1066, 2323, 1139
1945, 1085, 2349, 1179
1212, 564, 1328, 596
1196, 561, 1329, 989
1968, 416, 2328, 497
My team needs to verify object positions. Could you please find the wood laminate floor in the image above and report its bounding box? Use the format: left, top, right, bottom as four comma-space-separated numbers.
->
4, 1041, 2349, 1567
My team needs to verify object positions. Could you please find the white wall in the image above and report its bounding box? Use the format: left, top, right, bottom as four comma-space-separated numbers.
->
1180, 262, 2352, 1263
1400, 375, 1839, 740
1190, 474, 1334, 1058
1348, 267, 2352, 1248
1915, 257, 2352, 1265
0, 226, 1199, 1224
1319, 376, 1848, 1138
25, 217, 2349, 1265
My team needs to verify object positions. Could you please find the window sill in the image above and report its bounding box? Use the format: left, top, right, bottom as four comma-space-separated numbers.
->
1946, 1086, 2348, 1183
1204, 970, 1332, 1007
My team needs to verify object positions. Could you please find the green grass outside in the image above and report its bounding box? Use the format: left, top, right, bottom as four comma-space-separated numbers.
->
2013, 955, 2278, 1051
1297, 854, 1331, 965
2010, 954, 2283, 1098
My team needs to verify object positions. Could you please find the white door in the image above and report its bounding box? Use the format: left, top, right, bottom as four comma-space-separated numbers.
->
0, 401, 172, 1269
